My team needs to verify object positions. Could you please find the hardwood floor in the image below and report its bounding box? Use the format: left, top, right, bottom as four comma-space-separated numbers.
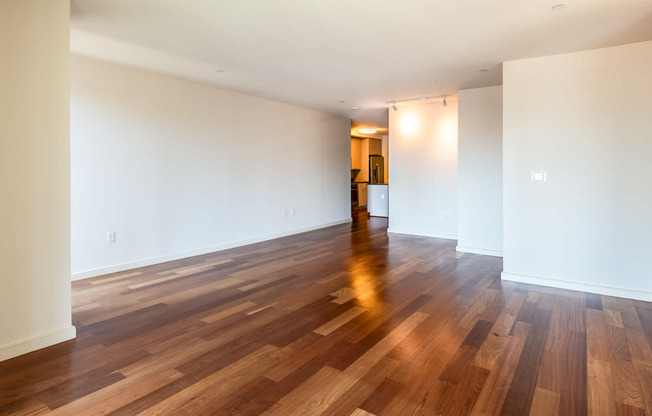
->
1, 211, 651, 415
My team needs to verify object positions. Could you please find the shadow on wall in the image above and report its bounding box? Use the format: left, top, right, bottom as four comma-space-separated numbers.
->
622, 11, 652, 42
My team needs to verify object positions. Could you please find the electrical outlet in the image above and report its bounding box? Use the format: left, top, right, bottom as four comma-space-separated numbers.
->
107, 231, 116, 243
439, 211, 444, 218
531, 171, 547, 182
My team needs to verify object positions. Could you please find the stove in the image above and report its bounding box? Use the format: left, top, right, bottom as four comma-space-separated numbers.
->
351, 183, 358, 206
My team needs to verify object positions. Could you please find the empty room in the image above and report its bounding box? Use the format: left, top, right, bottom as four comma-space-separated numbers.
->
1, 1, 651, 415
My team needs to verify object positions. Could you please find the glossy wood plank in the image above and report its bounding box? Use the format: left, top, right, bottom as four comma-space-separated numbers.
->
588, 358, 615, 416
529, 387, 560, 416
358, 377, 405, 415
350, 409, 376, 416
500, 308, 552, 415
320, 357, 400, 415
1, 211, 651, 415
313, 306, 367, 336
139, 345, 285, 415
470, 336, 526, 415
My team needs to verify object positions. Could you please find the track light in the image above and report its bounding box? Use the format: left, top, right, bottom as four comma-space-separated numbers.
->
386, 94, 450, 109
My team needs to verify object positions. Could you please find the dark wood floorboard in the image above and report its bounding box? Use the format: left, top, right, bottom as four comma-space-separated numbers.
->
1, 210, 651, 415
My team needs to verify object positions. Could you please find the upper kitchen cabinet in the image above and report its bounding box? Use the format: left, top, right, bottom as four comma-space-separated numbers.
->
369, 138, 382, 155
351, 138, 362, 170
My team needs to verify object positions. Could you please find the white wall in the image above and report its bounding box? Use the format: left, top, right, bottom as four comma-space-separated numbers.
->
388, 101, 458, 239
457, 86, 503, 256
503, 40, 652, 302
0, 0, 76, 361
71, 56, 351, 279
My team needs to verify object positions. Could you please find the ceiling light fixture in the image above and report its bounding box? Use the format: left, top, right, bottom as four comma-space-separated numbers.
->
357, 128, 377, 134
351, 107, 360, 110
551, 4, 566, 11
386, 94, 450, 110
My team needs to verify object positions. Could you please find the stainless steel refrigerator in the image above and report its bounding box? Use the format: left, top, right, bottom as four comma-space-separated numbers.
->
369, 155, 384, 184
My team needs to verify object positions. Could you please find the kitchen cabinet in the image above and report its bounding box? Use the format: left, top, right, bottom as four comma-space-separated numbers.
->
358, 139, 369, 182
369, 138, 382, 155
358, 183, 368, 207
351, 138, 362, 170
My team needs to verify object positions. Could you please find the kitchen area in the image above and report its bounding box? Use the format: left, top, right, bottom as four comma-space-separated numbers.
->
351, 136, 389, 217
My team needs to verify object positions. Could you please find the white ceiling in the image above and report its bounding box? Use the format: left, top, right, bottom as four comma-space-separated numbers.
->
70, 0, 652, 129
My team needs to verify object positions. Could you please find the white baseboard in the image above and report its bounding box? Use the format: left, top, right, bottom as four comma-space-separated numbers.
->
0, 326, 77, 362
387, 228, 457, 241
501, 272, 652, 302
456, 245, 503, 257
71, 219, 352, 281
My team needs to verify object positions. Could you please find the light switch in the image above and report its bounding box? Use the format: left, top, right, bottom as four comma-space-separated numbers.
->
531, 171, 547, 182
